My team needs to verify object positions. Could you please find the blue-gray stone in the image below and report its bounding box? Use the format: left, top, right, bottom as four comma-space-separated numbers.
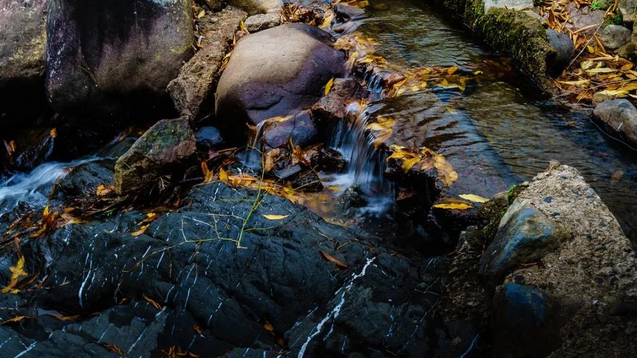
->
479, 200, 569, 281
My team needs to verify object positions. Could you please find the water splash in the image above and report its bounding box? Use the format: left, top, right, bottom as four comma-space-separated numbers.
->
328, 102, 394, 200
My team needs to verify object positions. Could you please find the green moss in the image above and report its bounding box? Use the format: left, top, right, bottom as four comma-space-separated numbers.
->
474, 9, 555, 88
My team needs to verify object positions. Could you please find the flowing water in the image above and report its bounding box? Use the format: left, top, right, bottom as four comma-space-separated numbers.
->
327, 0, 637, 242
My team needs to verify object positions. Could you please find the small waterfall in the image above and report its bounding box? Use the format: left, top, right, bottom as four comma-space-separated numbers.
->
328, 101, 394, 209
0, 157, 100, 215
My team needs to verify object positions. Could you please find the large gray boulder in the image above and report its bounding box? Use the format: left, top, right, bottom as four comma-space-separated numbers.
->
485, 164, 637, 356
0, 0, 48, 128
593, 99, 637, 146
46, 0, 194, 126
215, 23, 346, 143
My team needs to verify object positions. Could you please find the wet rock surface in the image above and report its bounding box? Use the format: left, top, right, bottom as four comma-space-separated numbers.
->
0, 0, 48, 128
479, 199, 569, 282
262, 110, 318, 149
114, 118, 196, 194
593, 98, 637, 146
46, 0, 194, 125
168, 8, 247, 119
215, 24, 346, 143
0, 180, 448, 357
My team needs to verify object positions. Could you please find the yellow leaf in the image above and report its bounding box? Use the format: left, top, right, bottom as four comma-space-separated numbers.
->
320, 13, 334, 29
447, 65, 458, 75
50, 128, 57, 138
264, 321, 274, 332
197, 9, 205, 19
1, 256, 28, 294
586, 68, 616, 74
263, 214, 289, 220
401, 157, 420, 173
433, 203, 473, 210
219, 167, 229, 182
131, 225, 149, 237
240, 20, 249, 33
459, 194, 489, 203
324, 78, 334, 96
96, 184, 111, 196
201, 162, 214, 183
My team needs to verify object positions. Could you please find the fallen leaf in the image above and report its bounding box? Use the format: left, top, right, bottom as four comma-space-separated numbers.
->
131, 225, 149, 237
458, 194, 489, 203
44, 312, 81, 321
96, 184, 111, 196
143, 294, 163, 310
1, 315, 27, 325
320, 250, 348, 269
264, 321, 274, 332
433, 203, 473, 210
324, 78, 334, 96
1, 256, 28, 293
219, 167, 229, 182
263, 214, 289, 220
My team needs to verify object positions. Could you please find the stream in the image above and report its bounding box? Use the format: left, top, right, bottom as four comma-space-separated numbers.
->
332, 0, 637, 242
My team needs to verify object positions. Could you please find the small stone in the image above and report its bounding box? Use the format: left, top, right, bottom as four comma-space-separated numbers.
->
546, 30, 575, 76
195, 126, 225, 150
262, 110, 318, 149
244, 13, 281, 32
599, 25, 631, 51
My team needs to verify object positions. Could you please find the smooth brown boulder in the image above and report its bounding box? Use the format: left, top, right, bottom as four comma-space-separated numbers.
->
215, 23, 346, 144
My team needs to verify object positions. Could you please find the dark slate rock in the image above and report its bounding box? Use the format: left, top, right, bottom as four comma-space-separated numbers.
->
593, 99, 637, 147
0, 182, 447, 357
55, 159, 115, 198
195, 126, 225, 150
262, 110, 318, 149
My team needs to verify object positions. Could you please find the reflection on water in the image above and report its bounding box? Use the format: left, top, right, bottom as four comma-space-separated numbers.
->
355, 0, 637, 242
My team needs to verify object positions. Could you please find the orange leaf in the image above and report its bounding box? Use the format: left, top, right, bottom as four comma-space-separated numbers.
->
320, 251, 348, 269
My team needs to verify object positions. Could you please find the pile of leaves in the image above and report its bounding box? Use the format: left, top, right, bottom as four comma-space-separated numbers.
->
542, 0, 637, 103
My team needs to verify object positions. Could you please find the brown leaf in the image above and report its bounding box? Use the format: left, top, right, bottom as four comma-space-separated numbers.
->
320, 250, 348, 269
1, 315, 28, 325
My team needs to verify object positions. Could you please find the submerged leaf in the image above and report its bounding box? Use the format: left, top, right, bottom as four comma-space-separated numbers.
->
459, 194, 489, 203
433, 203, 473, 210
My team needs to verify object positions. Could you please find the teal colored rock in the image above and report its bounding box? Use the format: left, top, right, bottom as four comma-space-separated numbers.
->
479, 200, 569, 281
